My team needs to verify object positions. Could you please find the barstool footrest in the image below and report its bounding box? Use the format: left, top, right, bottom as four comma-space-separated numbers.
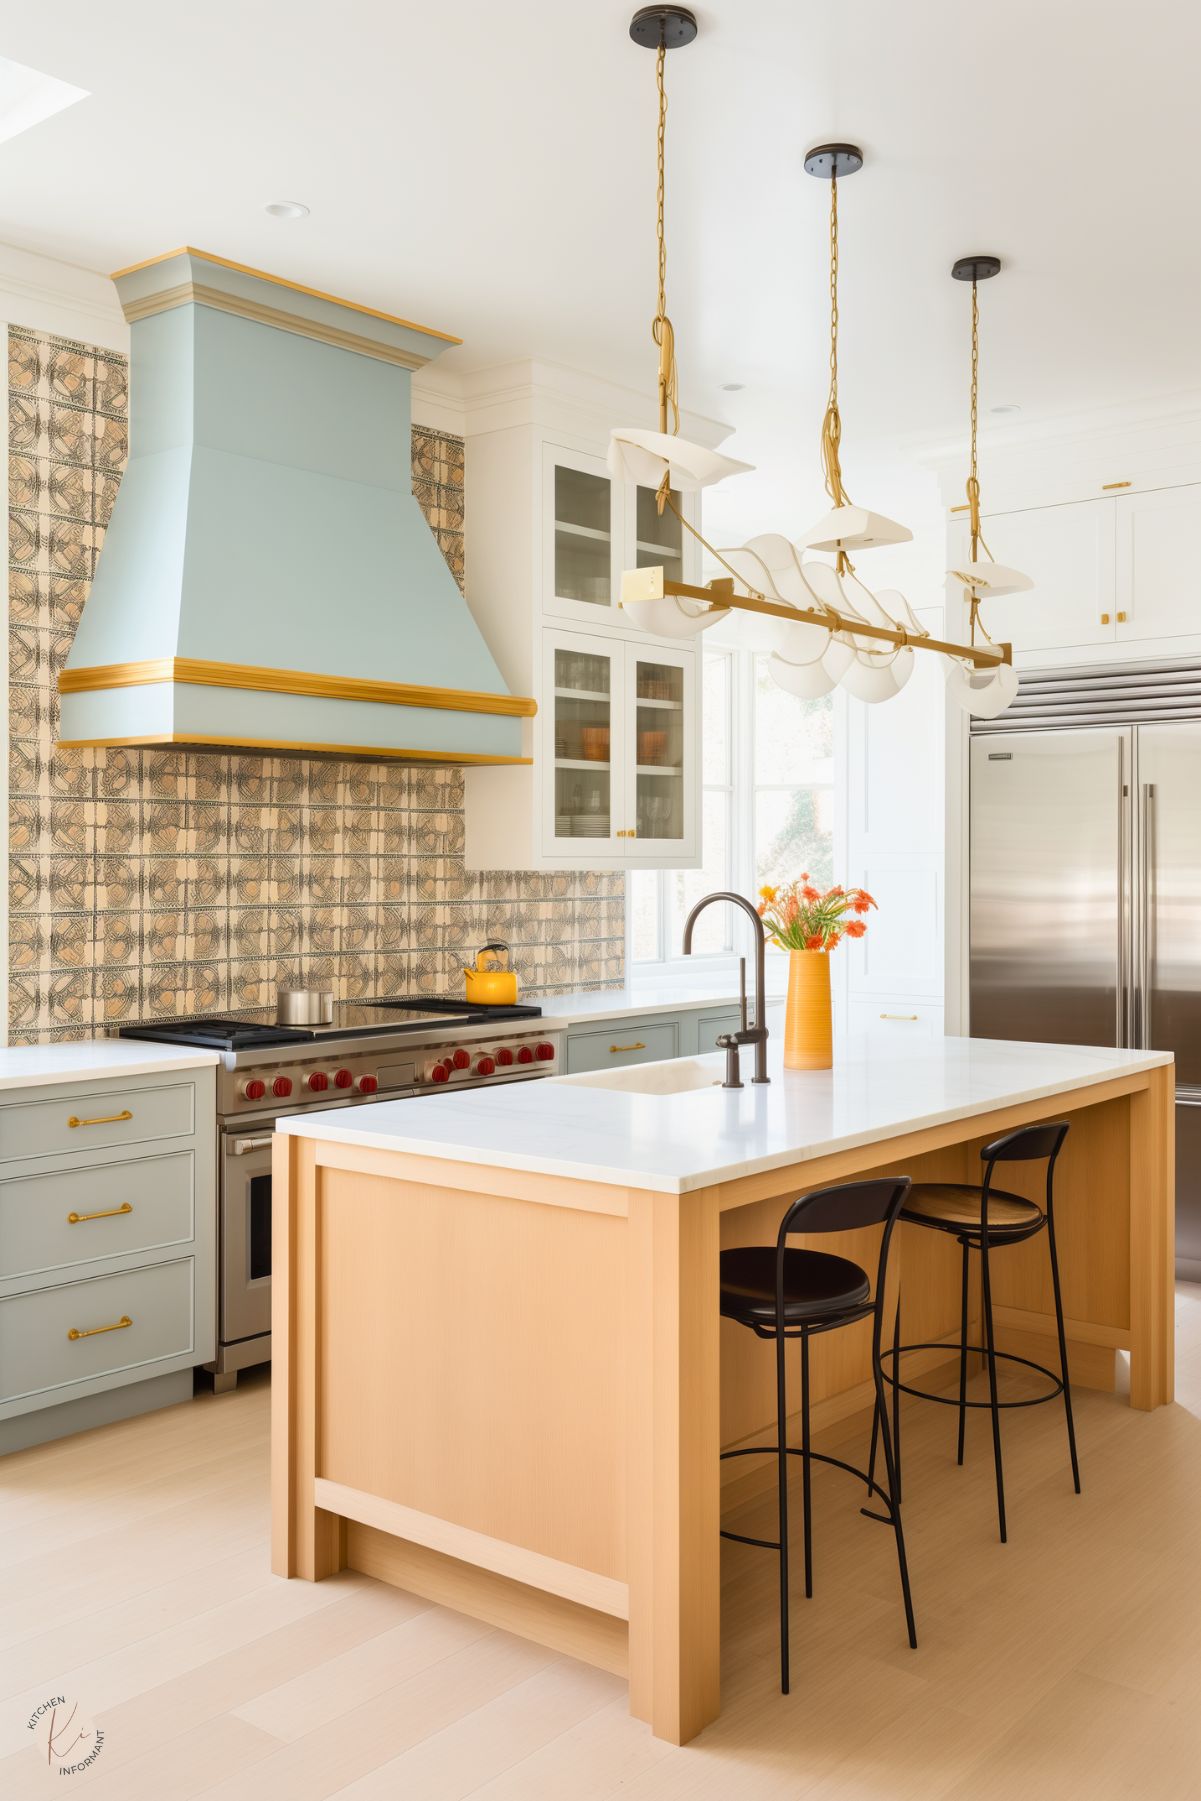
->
880, 1340, 1065, 1409
719, 1442, 897, 1529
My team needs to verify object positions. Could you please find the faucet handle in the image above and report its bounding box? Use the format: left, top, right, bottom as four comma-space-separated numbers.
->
739, 955, 748, 1033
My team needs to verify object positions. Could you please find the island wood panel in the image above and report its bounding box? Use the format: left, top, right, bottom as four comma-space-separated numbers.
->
315, 1164, 629, 1585
272, 1064, 1175, 1752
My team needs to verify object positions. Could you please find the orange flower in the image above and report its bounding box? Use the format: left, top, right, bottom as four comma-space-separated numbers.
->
825, 885, 844, 898
827, 931, 841, 950
851, 890, 876, 913
844, 918, 866, 938
804, 933, 824, 951
801, 884, 821, 903
799, 872, 810, 883
757, 902, 767, 917
785, 895, 800, 923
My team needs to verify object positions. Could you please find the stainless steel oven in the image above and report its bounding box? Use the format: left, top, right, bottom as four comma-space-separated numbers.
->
220, 1128, 275, 1355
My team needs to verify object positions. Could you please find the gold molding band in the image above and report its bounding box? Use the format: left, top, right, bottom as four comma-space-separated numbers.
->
55, 733, 531, 767
120, 282, 432, 370
59, 658, 537, 719
109, 246, 461, 344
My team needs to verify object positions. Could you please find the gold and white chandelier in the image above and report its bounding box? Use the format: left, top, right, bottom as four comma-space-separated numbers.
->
612, 8, 1016, 708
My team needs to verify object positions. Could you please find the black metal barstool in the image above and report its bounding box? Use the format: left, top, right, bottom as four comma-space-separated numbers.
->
870, 1121, 1080, 1544
719, 1177, 917, 1694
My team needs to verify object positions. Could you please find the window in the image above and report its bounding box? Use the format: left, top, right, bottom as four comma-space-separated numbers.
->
630, 648, 834, 974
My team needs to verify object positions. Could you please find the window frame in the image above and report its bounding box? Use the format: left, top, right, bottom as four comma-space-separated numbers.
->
627, 646, 836, 989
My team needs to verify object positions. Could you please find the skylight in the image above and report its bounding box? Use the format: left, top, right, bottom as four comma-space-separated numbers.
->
0, 54, 88, 147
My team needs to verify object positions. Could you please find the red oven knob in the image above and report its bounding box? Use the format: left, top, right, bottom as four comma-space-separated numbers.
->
451, 1048, 471, 1070
475, 1055, 496, 1077
307, 1071, 329, 1092
516, 1045, 534, 1064
333, 1068, 353, 1089
240, 1078, 266, 1101
272, 1075, 293, 1098
429, 1065, 450, 1085
357, 1073, 379, 1094
496, 1047, 514, 1066
535, 1042, 556, 1062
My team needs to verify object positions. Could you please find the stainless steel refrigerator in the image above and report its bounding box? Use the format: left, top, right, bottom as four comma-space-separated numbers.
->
969, 660, 1201, 1277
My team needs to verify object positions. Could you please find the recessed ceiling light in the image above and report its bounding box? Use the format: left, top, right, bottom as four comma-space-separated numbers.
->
0, 53, 88, 146
265, 201, 310, 220
991, 403, 1021, 415
721, 382, 745, 392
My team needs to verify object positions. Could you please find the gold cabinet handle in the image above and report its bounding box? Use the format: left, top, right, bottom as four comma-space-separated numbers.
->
1101, 480, 1131, 490
610, 1041, 647, 1053
68, 1314, 132, 1342
879, 1013, 919, 1022
1100, 613, 1111, 625
67, 1109, 133, 1129
1117, 611, 1128, 623
67, 1202, 133, 1224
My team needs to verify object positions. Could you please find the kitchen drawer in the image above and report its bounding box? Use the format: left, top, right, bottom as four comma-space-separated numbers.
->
847, 1001, 944, 1039
566, 1019, 680, 1074
0, 1258, 194, 1405
0, 1150, 195, 1282
0, 1082, 195, 1166
696, 1008, 743, 1052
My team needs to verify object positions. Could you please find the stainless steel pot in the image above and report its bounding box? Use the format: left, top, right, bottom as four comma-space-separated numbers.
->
276, 987, 334, 1027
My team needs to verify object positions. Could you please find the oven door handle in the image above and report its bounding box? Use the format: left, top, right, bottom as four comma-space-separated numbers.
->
229, 1136, 274, 1155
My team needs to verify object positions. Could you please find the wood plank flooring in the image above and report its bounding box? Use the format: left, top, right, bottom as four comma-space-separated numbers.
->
2, 1289, 1200, 1797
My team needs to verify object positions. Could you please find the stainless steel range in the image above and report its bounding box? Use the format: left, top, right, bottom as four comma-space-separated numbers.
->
120, 1000, 564, 1390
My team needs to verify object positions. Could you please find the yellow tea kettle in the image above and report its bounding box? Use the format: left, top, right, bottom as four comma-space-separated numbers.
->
463, 940, 519, 1006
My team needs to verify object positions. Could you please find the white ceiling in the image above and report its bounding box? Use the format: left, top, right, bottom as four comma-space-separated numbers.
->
4, 0, 1200, 537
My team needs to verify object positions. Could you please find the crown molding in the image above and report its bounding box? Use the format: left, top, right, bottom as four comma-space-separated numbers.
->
0, 240, 128, 351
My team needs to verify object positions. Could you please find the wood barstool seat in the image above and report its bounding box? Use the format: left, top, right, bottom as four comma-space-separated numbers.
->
901, 1182, 1043, 1233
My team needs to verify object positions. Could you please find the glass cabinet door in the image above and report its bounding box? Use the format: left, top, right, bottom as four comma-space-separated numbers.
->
634, 484, 685, 590
543, 633, 623, 857
625, 647, 697, 860
545, 447, 621, 621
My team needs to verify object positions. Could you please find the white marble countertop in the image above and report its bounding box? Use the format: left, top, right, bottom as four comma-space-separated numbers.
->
0, 1040, 221, 1091
278, 1034, 1173, 1194
535, 980, 782, 1028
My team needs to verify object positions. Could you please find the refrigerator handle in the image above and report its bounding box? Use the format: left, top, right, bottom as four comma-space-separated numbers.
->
1140, 782, 1156, 1050
1118, 739, 1128, 1048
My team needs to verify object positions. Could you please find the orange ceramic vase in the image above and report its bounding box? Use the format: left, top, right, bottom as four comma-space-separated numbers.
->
783, 949, 833, 1070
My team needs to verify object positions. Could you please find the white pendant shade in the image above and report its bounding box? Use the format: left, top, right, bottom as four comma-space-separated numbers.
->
946, 559, 1033, 599
717, 535, 833, 657
768, 635, 853, 699
797, 504, 913, 554
840, 646, 916, 703
607, 428, 753, 494
620, 594, 727, 639
945, 656, 1019, 718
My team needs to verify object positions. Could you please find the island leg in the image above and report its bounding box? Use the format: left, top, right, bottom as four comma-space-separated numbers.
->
271, 1132, 345, 1580
1128, 1064, 1176, 1410
626, 1186, 721, 1745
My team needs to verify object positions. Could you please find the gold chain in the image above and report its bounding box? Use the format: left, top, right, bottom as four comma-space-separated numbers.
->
651, 42, 679, 443
820, 171, 851, 569
966, 277, 981, 561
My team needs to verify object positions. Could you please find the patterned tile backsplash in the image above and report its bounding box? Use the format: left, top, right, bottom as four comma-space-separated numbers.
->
7, 323, 624, 1041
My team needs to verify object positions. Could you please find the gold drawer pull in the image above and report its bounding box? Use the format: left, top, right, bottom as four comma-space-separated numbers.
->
68, 1314, 132, 1342
67, 1109, 133, 1129
1101, 480, 1131, 490
67, 1202, 133, 1225
879, 1013, 919, 1022
1117, 611, 1128, 623
1101, 613, 1111, 625
610, 1041, 647, 1053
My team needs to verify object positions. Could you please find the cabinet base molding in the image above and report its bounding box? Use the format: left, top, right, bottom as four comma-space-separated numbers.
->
0, 1367, 192, 1455
345, 1520, 629, 1677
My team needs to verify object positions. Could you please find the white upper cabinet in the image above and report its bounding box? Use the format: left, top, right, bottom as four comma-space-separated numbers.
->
1114, 485, 1201, 645
544, 447, 623, 624
950, 499, 1117, 655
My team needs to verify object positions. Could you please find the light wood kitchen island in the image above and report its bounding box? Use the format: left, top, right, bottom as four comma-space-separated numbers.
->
272, 1035, 1174, 1746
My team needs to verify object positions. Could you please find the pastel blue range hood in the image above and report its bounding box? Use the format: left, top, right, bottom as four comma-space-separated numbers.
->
58, 248, 533, 764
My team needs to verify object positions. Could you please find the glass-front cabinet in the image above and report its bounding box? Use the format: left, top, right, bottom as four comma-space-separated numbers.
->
544, 445, 697, 626
541, 629, 698, 865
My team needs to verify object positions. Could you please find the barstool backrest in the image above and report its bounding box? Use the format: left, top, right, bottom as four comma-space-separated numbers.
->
979, 1121, 1070, 1230
774, 1178, 911, 1342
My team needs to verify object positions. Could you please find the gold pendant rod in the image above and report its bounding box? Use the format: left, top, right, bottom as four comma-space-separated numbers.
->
623, 571, 1012, 669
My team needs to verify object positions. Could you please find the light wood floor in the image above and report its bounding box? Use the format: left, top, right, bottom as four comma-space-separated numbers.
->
3, 1293, 1201, 1799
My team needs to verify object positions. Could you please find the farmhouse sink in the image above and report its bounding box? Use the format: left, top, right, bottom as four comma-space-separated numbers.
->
564, 1059, 723, 1097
